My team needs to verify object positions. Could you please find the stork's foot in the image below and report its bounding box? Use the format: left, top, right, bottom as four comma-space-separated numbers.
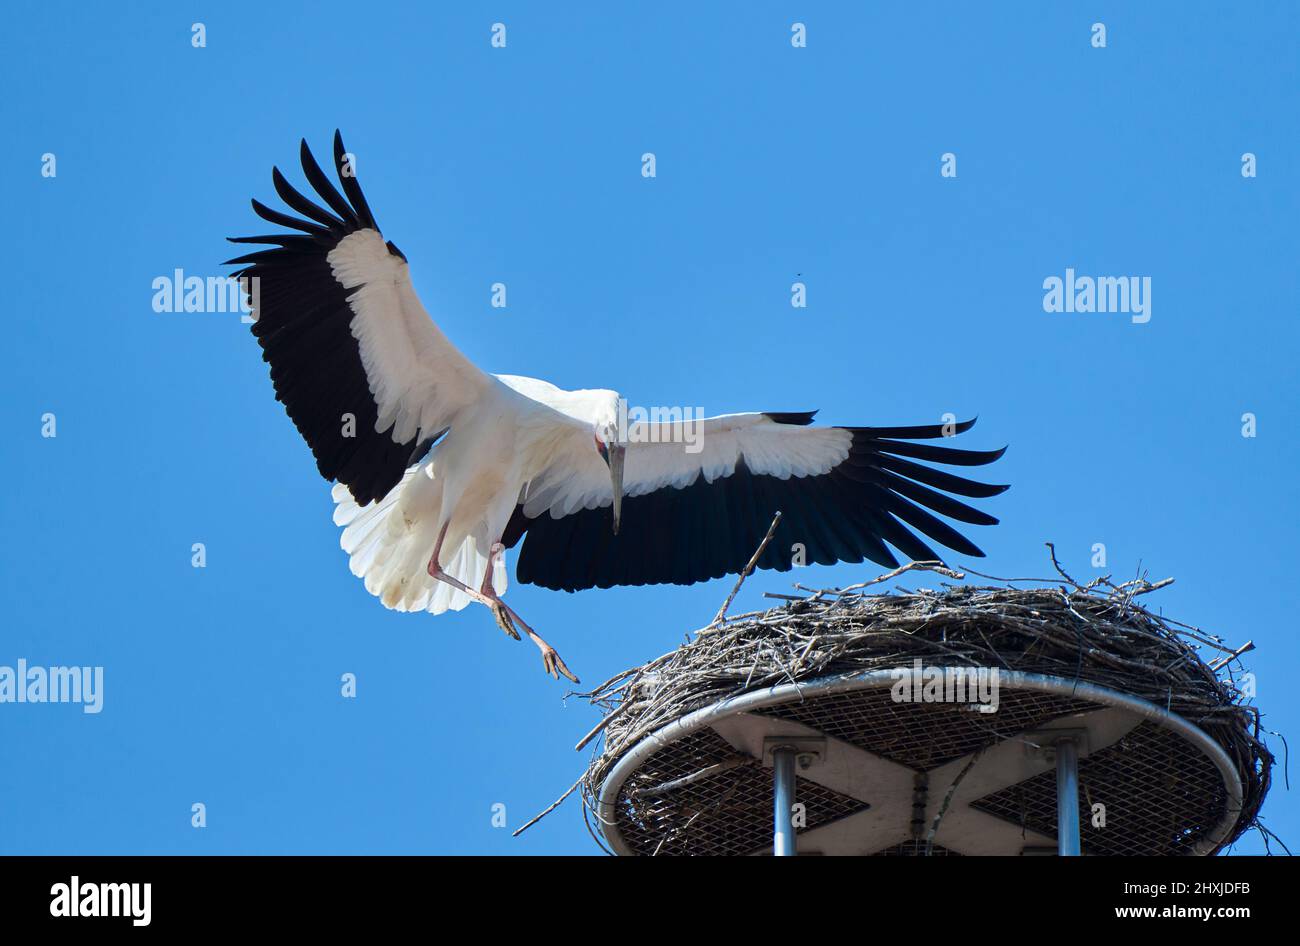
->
540, 643, 580, 684
490, 600, 521, 641
495, 599, 580, 684
428, 539, 579, 684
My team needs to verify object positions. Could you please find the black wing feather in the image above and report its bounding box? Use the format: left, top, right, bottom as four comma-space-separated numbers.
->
228, 132, 417, 505
299, 138, 359, 226
334, 130, 379, 231
507, 418, 1008, 592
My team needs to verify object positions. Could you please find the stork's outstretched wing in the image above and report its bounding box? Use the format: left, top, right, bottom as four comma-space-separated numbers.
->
504, 413, 1007, 591
227, 131, 491, 505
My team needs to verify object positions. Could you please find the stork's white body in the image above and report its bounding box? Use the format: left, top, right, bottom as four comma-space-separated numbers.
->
333, 374, 619, 616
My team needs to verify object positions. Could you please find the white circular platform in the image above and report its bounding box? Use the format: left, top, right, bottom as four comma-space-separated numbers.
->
596, 669, 1244, 856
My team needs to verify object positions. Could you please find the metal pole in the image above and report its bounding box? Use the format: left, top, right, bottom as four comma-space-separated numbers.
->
773, 747, 797, 856
1055, 737, 1080, 856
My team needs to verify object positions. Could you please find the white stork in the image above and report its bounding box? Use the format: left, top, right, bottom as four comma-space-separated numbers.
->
227, 133, 1008, 683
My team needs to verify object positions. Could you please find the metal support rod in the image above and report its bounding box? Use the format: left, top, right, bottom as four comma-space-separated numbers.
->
773, 747, 797, 857
1055, 737, 1081, 856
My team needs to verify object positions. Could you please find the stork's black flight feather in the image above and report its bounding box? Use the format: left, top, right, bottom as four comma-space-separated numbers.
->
226, 131, 414, 505
504, 417, 1008, 592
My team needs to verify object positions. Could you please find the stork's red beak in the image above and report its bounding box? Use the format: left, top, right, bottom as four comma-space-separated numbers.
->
607, 444, 626, 535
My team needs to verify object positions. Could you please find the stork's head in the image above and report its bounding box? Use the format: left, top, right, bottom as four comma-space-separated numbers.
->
591, 395, 627, 536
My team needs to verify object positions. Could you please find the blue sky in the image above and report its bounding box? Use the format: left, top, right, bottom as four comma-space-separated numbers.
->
2, 2, 1295, 854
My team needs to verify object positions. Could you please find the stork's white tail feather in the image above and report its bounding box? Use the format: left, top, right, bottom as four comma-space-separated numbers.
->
331, 472, 506, 615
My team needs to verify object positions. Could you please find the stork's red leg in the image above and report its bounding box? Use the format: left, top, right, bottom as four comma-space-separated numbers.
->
426, 523, 496, 609
480, 542, 580, 684
475, 543, 520, 641
427, 531, 576, 680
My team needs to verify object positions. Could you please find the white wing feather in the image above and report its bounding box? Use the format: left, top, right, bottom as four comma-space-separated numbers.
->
522, 413, 852, 519
327, 230, 492, 442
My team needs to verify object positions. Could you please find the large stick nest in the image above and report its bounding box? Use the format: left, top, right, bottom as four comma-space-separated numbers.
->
571, 557, 1274, 855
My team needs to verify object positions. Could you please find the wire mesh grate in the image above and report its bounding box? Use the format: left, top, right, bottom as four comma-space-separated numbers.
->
874, 840, 962, 856
613, 728, 869, 856
971, 720, 1229, 855
760, 687, 1099, 771
603, 684, 1241, 855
